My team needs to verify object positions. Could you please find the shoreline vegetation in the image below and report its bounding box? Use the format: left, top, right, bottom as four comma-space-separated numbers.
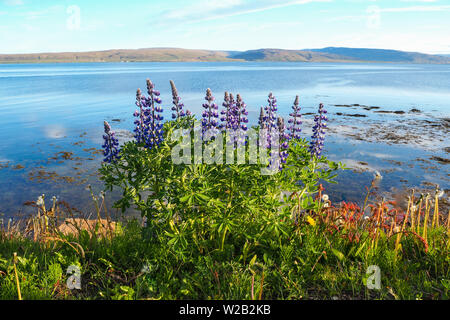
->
1, 183, 449, 300
1, 78, 449, 300
1, 47, 450, 64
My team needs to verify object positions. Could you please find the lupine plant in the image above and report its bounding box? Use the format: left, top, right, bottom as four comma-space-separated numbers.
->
102, 121, 120, 163
100, 78, 343, 274
170, 80, 191, 119
309, 103, 328, 157
201, 88, 219, 133
288, 95, 302, 140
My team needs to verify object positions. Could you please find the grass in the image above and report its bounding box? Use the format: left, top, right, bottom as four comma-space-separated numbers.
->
0, 188, 448, 300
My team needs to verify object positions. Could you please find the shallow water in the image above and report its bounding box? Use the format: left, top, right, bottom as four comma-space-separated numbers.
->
0, 62, 449, 218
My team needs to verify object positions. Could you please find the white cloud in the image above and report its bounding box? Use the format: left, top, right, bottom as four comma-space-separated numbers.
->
164, 0, 332, 23
381, 5, 450, 12
2, 0, 24, 5
164, 0, 243, 19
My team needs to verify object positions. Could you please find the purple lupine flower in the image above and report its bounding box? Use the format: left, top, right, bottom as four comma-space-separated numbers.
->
235, 94, 249, 131
220, 92, 232, 130
258, 107, 267, 130
263, 92, 278, 149
133, 88, 146, 144
277, 117, 290, 170
309, 103, 328, 157
133, 79, 164, 149
202, 88, 219, 133
143, 79, 164, 148
288, 95, 302, 140
170, 80, 190, 119
102, 121, 120, 163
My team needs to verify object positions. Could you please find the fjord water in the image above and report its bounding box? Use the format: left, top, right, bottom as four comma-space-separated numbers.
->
0, 62, 449, 218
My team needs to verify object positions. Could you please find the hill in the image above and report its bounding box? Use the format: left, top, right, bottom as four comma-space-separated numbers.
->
0, 48, 235, 63
1, 47, 449, 64
308, 47, 450, 64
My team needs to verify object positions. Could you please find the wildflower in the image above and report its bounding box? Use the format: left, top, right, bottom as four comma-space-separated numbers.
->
309, 103, 328, 158
143, 79, 164, 148
202, 88, 219, 134
288, 95, 302, 140
373, 171, 383, 187
170, 80, 190, 119
277, 117, 289, 170
262, 92, 279, 149
307, 216, 316, 226
220, 92, 232, 130
102, 121, 120, 163
322, 194, 329, 202
258, 107, 267, 129
133, 88, 146, 144
234, 94, 249, 131
36, 194, 45, 206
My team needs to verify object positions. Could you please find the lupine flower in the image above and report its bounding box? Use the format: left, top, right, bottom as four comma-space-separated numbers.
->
277, 117, 289, 170
170, 80, 190, 119
263, 92, 279, 149
102, 120, 121, 163
202, 88, 219, 133
264, 92, 278, 131
288, 95, 302, 140
220, 92, 232, 130
258, 107, 267, 129
234, 94, 249, 131
309, 103, 328, 157
133, 79, 164, 149
133, 88, 146, 144
144, 79, 164, 148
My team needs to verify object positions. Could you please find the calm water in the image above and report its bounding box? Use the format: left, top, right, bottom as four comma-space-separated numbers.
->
0, 62, 449, 218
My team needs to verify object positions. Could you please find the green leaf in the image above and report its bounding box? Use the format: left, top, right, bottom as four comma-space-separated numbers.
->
331, 248, 345, 261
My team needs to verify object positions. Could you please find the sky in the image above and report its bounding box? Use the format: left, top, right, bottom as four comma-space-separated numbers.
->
0, 0, 449, 54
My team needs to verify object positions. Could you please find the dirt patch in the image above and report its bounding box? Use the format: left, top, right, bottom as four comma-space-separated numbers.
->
57, 218, 116, 237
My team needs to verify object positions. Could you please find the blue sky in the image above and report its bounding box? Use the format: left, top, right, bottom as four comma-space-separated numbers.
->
1, 0, 449, 54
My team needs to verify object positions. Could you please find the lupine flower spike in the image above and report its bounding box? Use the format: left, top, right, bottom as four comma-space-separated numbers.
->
102, 121, 120, 163
263, 92, 278, 149
170, 80, 190, 119
220, 92, 232, 130
309, 103, 328, 158
288, 95, 302, 140
202, 88, 219, 134
133, 89, 146, 144
277, 117, 289, 170
258, 107, 267, 129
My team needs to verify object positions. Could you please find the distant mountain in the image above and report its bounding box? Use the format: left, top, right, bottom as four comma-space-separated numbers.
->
308, 47, 450, 64
1, 47, 449, 64
228, 49, 357, 62
0, 48, 235, 63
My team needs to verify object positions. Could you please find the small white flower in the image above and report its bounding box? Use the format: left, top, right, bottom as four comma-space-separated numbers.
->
36, 194, 45, 206
323, 203, 330, 208
393, 226, 401, 233
374, 171, 383, 181
322, 194, 329, 202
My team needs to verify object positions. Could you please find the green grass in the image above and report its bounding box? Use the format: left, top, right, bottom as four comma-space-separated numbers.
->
1, 218, 448, 300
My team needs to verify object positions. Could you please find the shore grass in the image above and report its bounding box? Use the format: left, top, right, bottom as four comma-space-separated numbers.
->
1, 195, 448, 300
